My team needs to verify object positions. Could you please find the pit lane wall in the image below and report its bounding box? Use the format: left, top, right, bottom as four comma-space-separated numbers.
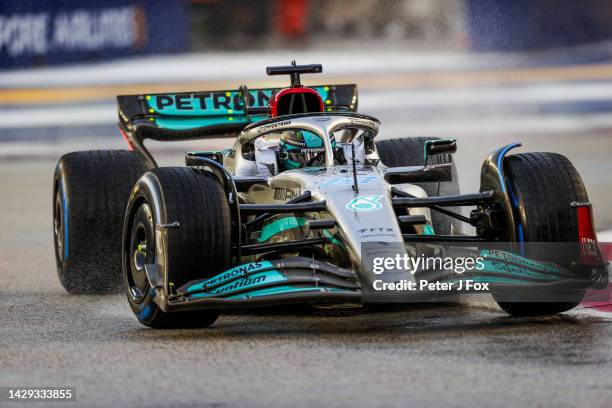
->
0, 0, 188, 69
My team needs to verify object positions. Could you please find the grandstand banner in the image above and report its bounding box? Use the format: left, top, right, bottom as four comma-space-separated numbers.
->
0, 0, 188, 69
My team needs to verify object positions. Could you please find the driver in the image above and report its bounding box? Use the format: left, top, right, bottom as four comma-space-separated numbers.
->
278, 130, 332, 171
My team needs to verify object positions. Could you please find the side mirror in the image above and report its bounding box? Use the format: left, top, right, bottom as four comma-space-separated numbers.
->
424, 139, 456, 165
185, 150, 225, 166
383, 164, 453, 184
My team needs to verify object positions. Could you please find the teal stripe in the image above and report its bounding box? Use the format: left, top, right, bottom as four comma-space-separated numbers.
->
258, 217, 306, 242
190, 270, 287, 298
423, 224, 435, 235
226, 285, 347, 299
480, 250, 562, 274
187, 261, 274, 293
447, 276, 533, 285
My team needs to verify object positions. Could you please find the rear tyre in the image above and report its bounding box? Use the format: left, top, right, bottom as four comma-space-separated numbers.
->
376, 137, 460, 234
123, 167, 232, 328
493, 152, 588, 316
53, 150, 151, 294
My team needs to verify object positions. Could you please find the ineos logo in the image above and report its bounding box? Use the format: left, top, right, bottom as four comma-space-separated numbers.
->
257, 121, 292, 134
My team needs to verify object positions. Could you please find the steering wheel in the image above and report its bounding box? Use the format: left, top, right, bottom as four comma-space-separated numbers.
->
305, 151, 325, 167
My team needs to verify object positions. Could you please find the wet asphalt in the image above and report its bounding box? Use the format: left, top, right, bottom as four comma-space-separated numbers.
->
1, 154, 612, 408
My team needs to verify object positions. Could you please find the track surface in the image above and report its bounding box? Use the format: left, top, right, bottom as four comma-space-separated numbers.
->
2, 50, 612, 406
1, 158, 612, 408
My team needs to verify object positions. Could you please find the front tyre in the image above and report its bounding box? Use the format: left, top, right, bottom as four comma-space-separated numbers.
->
493, 152, 588, 316
123, 167, 232, 328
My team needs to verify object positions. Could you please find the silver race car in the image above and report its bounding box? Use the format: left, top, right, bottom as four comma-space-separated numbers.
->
53, 63, 609, 328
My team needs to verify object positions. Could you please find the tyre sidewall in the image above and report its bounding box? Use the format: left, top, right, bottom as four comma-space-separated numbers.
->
53, 162, 70, 283
123, 169, 228, 328
122, 174, 167, 327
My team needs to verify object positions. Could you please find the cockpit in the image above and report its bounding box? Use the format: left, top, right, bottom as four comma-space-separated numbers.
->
231, 113, 381, 177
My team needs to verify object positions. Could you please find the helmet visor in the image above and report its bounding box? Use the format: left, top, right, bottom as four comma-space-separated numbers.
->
285, 147, 325, 168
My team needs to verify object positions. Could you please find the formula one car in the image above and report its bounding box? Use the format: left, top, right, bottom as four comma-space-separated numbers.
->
53, 62, 609, 328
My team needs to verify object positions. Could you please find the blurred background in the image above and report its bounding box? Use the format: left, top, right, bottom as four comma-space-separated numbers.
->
0, 0, 611, 233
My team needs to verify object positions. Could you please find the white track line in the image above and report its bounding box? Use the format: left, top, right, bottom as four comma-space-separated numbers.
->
598, 229, 612, 242
360, 82, 612, 110
0, 50, 510, 88
0, 104, 116, 128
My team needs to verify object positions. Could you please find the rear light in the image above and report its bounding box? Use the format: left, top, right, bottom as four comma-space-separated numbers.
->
572, 202, 605, 266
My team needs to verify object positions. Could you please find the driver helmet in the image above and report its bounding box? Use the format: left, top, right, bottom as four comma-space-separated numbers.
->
279, 130, 330, 170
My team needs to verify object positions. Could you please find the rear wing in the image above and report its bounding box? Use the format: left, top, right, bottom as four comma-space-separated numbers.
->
117, 84, 358, 142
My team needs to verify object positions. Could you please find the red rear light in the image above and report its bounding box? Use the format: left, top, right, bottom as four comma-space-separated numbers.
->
573, 202, 605, 266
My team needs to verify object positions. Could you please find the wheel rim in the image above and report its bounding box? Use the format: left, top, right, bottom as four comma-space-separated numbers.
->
127, 203, 154, 302
53, 190, 64, 263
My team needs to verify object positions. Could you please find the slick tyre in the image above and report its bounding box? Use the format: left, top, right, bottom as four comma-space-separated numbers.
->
123, 167, 232, 328
53, 150, 151, 294
493, 153, 588, 316
376, 137, 460, 234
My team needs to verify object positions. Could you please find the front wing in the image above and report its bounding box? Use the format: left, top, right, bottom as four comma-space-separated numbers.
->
148, 250, 608, 312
